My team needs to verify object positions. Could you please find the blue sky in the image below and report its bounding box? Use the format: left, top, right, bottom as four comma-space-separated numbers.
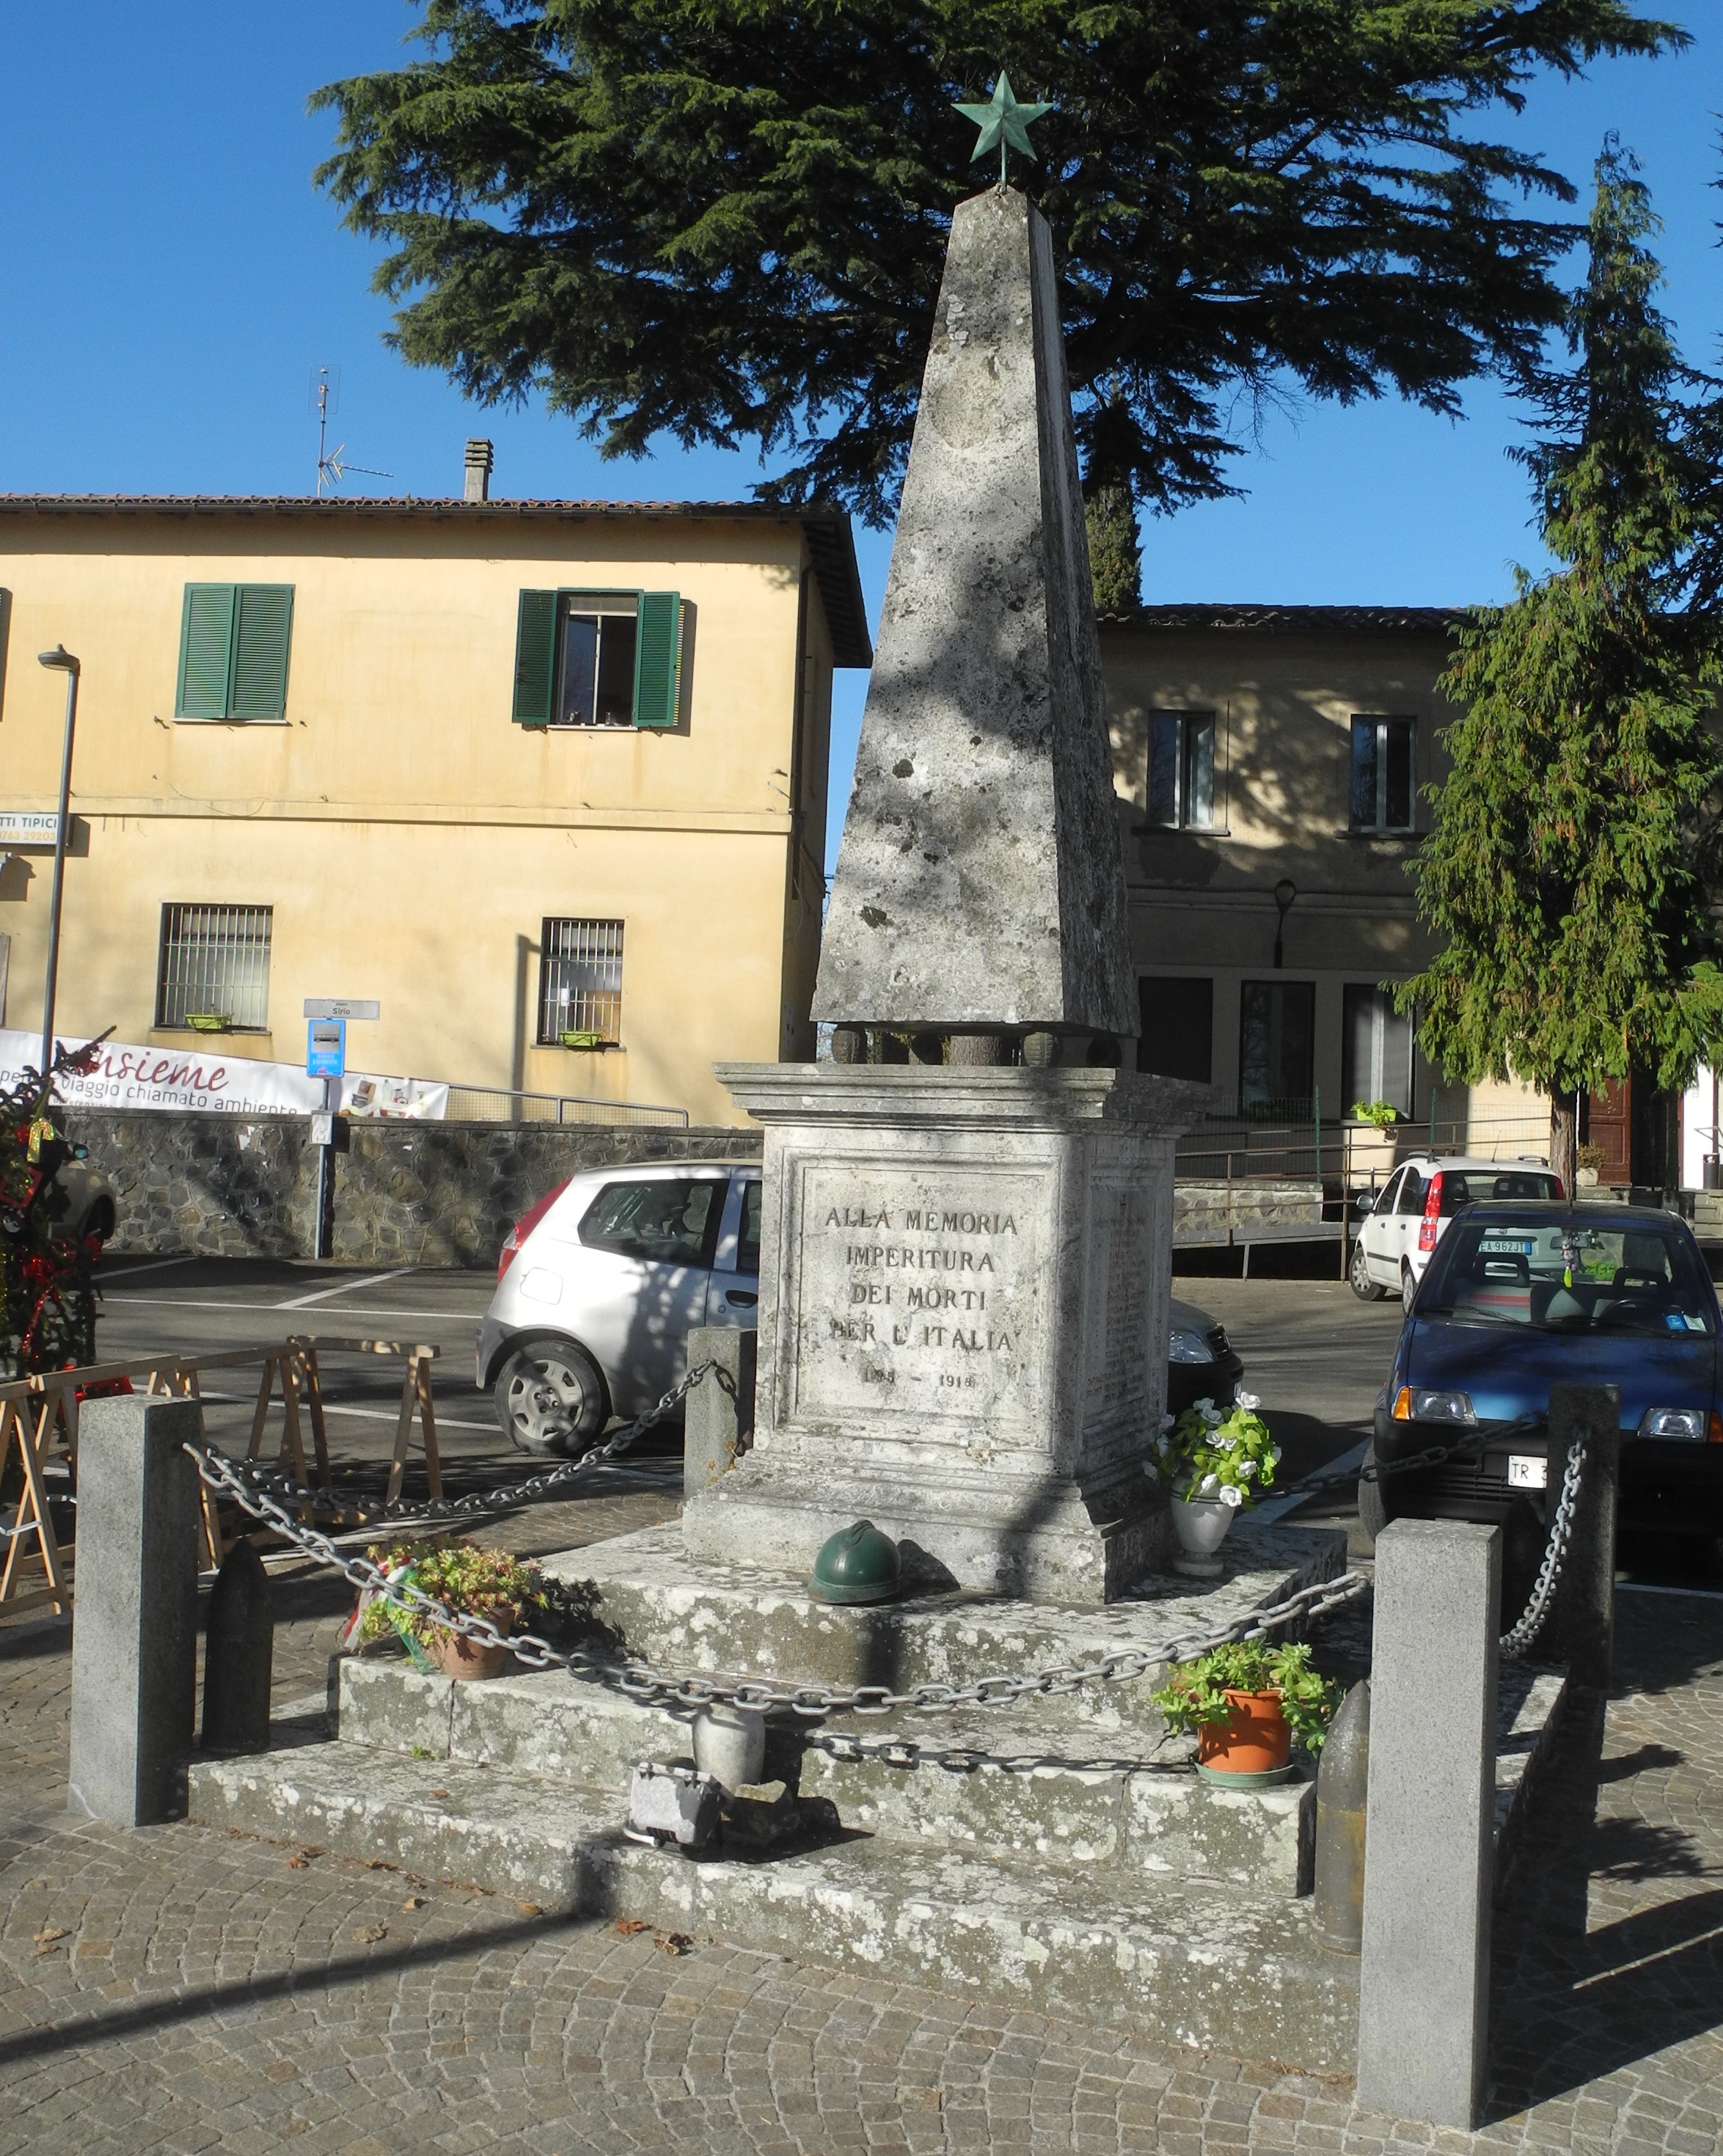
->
2, 3, 1719, 860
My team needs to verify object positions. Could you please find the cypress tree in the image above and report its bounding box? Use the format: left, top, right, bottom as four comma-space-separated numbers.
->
1401, 144, 1723, 1194
1086, 485, 1142, 615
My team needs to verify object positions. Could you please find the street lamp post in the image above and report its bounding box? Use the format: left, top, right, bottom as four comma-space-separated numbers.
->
35, 646, 81, 1078
1273, 877, 1298, 971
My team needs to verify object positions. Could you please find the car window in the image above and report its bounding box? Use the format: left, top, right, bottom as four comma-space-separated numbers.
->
736, 1180, 761, 1275
579, 1179, 723, 1267
1440, 1170, 1559, 1213
1375, 1169, 1405, 1215
1395, 1169, 1427, 1216
1422, 1219, 1716, 1334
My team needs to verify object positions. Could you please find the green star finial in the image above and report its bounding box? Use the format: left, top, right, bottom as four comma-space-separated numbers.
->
953, 72, 1054, 189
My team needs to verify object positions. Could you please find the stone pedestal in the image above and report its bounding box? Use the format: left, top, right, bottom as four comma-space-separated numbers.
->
682, 1064, 1213, 1604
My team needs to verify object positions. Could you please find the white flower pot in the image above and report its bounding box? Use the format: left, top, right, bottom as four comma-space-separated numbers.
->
1171, 1497, 1234, 1577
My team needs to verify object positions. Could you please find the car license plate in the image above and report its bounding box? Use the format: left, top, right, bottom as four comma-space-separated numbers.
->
1508, 1455, 1547, 1491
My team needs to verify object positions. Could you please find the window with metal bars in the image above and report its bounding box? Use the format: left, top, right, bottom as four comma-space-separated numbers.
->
538, 918, 624, 1045
156, 905, 274, 1030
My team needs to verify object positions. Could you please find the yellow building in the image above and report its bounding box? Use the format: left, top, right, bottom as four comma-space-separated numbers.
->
0, 471, 870, 1126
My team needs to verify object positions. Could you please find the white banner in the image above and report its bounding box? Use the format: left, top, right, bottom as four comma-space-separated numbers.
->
0, 1030, 449, 1121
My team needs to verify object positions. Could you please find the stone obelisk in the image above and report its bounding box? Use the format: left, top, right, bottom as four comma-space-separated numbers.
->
813, 186, 1135, 1042
686, 183, 1211, 1606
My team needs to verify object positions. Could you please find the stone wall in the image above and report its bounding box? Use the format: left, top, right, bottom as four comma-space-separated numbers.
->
65, 1111, 762, 1268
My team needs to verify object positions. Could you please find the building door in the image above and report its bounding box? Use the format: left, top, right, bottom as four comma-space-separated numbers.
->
1584, 1075, 1677, 1188
1342, 985, 1413, 1118
1138, 976, 1213, 1083
1240, 981, 1314, 1115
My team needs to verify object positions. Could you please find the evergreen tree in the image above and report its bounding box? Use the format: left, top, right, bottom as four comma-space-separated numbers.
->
1400, 145, 1723, 1193
1086, 485, 1141, 615
311, 1, 1678, 526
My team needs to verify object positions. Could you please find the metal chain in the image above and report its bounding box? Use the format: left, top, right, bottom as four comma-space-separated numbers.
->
1278, 1411, 1548, 1506
226, 1361, 716, 1529
1499, 1437, 1586, 1661
183, 1436, 1369, 1720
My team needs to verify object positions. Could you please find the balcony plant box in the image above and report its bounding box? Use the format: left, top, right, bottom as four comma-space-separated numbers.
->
351, 1536, 549, 1682
184, 1012, 233, 1034
557, 1029, 613, 1050
1152, 1640, 1339, 1787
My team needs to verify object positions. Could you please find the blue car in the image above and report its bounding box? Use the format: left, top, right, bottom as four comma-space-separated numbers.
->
1364, 1203, 1723, 1585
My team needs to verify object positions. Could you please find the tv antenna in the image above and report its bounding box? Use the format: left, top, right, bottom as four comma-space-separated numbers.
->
310, 365, 392, 496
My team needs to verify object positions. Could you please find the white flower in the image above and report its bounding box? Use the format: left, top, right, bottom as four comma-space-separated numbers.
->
1236, 1458, 1255, 1482
1156, 1435, 1171, 1458
1270, 1446, 1283, 1466
1222, 1432, 1240, 1451
1193, 1397, 1214, 1413
1160, 1413, 1175, 1433
1201, 1406, 1223, 1428
1220, 1484, 1244, 1509
1199, 1472, 1220, 1497
1234, 1389, 1261, 1411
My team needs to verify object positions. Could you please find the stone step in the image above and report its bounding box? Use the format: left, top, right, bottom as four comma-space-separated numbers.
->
186, 1739, 1358, 2074
334, 1655, 1314, 1893
539, 1517, 1349, 1741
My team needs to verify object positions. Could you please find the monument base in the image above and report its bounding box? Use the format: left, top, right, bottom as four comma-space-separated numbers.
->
685, 1064, 1215, 1604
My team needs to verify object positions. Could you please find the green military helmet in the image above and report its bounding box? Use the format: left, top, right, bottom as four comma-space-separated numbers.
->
809, 1520, 901, 1605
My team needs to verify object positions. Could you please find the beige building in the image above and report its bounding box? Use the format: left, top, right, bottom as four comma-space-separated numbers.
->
0, 480, 869, 1127
1100, 604, 1557, 1164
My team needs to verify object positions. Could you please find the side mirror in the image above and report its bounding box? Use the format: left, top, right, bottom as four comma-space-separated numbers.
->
1351, 1190, 1375, 1217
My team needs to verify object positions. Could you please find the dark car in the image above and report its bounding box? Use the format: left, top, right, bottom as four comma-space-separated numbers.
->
1167, 1296, 1243, 1417
1364, 1203, 1723, 1585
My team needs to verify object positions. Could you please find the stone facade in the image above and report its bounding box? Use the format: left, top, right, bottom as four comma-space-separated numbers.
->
63, 1109, 760, 1267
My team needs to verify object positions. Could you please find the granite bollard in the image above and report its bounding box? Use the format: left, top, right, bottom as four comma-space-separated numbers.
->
1541, 1380, 1619, 1689
68, 1395, 202, 1824
683, 1325, 756, 1493
1356, 1519, 1501, 2129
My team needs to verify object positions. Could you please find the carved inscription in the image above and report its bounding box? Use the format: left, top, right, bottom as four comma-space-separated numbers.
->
1084, 1178, 1150, 1417
792, 1166, 1045, 1428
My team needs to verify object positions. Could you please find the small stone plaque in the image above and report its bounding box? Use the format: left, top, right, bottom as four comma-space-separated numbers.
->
789, 1162, 1047, 1434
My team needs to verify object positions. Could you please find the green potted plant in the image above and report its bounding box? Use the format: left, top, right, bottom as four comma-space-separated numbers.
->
1152, 1640, 1340, 1785
1149, 1393, 1279, 1576
354, 1536, 549, 1680
1350, 1099, 1401, 1130
557, 1028, 612, 1050
184, 1012, 233, 1033
1575, 1142, 1607, 1188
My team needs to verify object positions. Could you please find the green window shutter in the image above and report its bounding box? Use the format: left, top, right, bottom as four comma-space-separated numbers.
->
513, 589, 559, 723
176, 585, 236, 718
230, 585, 294, 719
632, 591, 681, 728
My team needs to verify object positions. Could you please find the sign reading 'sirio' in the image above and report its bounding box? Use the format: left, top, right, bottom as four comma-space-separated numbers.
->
0, 812, 62, 848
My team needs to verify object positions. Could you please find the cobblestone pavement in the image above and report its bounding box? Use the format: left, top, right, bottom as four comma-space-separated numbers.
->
1, 1519, 1720, 2152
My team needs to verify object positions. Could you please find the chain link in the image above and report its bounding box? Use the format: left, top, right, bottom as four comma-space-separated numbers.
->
184, 1435, 1369, 1720
1499, 1436, 1586, 1661
226, 1360, 715, 1529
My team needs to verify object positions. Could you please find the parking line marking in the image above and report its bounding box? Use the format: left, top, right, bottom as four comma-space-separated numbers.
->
1615, 1580, 1723, 1601
1251, 1438, 1370, 1522
100, 1296, 491, 1323
277, 1268, 417, 1309
101, 1255, 206, 1279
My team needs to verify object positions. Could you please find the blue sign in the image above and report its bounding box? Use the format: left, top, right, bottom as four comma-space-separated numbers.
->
307, 1017, 346, 1078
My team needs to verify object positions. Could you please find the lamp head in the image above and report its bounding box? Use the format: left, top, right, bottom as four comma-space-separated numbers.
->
1273, 877, 1298, 915
37, 645, 79, 675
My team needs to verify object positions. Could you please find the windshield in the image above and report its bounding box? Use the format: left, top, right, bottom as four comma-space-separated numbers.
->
1421, 1219, 1717, 1336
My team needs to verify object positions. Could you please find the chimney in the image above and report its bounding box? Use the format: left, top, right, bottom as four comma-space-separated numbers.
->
464, 438, 494, 503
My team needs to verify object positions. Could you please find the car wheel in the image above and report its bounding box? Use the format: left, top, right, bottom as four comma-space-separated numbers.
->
1358, 1446, 1391, 1546
1400, 1263, 1417, 1314
493, 1339, 607, 1457
1349, 1238, 1386, 1301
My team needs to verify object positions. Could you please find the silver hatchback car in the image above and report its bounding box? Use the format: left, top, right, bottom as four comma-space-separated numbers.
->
476, 1162, 761, 1455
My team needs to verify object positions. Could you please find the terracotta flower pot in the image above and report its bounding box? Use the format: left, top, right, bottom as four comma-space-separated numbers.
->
425, 1612, 512, 1681
1196, 1688, 1292, 1777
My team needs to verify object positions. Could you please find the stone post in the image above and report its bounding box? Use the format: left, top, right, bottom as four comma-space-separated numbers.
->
68, 1396, 202, 1825
684, 1325, 756, 1494
1356, 1519, 1501, 2130
1541, 1381, 1619, 1689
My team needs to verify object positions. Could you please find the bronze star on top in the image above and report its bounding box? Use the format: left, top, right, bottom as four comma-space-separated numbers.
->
954, 73, 1055, 189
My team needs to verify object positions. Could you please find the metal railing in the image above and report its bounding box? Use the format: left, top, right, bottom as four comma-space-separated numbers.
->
1176, 1100, 1551, 1190
439, 1082, 689, 1128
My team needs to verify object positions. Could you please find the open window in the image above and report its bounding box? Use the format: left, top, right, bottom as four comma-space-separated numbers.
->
512, 589, 682, 729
